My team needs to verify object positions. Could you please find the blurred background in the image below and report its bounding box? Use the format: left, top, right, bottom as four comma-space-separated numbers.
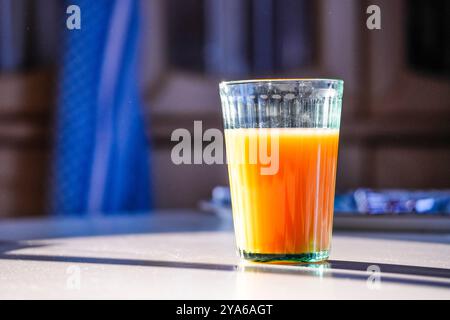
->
0, 0, 449, 218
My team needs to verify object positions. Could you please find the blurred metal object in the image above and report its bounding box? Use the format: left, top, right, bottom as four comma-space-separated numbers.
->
335, 189, 450, 215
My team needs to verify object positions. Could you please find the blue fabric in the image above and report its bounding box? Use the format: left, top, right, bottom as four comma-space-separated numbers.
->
52, 0, 151, 215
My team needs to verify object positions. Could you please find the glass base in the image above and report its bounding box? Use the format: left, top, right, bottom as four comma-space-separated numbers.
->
239, 249, 329, 263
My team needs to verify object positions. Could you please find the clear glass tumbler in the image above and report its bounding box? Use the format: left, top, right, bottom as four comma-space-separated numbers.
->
219, 79, 344, 263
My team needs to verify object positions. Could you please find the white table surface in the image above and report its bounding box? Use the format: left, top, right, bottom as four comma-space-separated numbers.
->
1, 210, 450, 300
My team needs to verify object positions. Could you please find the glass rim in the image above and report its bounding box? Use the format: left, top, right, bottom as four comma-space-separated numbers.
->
220, 78, 344, 87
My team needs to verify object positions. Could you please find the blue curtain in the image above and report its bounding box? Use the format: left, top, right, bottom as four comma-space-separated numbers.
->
51, 0, 151, 216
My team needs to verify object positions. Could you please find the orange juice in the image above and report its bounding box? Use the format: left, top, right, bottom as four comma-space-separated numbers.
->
225, 128, 339, 260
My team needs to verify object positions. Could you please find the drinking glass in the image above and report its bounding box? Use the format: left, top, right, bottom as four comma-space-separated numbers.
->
219, 79, 344, 263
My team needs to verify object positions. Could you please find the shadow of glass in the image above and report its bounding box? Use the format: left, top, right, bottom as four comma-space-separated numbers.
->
1, 252, 449, 289
0, 241, 51, 255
